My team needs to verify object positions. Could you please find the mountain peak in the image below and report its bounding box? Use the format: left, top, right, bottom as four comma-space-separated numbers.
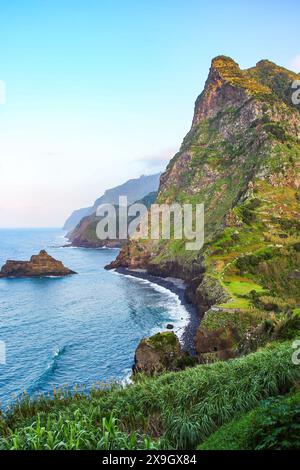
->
192, 56, 271, 126
251, 59, 299, 78
210, 55, 241, 75
210, 56, 271, 93
255, 59, 277, 68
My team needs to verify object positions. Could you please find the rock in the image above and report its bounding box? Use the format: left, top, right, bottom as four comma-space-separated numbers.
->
166, 324, 174, 330
0, 250, 77, 278
105, 240, 152, 270
195, 276, 230, 311
133, 332, 196, 376
195, 326, 238, 363
289, 271, 300, 280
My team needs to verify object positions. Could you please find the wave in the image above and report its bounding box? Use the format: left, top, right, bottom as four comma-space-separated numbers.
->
112, 270, 190, 341
98, 246, 120, 250
120, 368, 133, 387
62, 245, 119, 250
27, 345, 68, 394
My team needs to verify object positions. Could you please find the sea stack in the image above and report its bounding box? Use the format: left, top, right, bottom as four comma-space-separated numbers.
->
0, 250, 76, 278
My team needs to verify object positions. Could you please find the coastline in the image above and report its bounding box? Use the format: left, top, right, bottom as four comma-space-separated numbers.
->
60, 240, 200, 355
115, 267, 200, 356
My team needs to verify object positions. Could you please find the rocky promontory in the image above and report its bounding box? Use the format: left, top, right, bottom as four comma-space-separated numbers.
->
133, 332, 196, 376
0, 250, 76, 278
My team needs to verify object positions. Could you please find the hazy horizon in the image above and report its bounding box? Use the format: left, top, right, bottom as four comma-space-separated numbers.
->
0, 0, 299, 228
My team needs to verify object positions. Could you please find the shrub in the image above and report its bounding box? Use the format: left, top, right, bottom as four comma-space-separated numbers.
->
273, 314, 300, 340
251, 395, 300, 450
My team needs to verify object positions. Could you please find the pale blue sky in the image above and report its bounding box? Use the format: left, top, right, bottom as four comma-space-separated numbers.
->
0, 0, 299, 227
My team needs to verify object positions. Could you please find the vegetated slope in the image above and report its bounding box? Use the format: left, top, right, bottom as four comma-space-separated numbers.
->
63, 173, 161, 231
0, 341, 298, 450
198, 391, 300, 450
110, 56, 300, 361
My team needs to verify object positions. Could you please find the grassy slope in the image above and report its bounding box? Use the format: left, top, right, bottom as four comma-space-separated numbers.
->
199, 391, 300, 450
0, 341, 299, 450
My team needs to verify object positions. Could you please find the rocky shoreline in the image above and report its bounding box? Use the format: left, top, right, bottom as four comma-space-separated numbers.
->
115, 267, 201, 356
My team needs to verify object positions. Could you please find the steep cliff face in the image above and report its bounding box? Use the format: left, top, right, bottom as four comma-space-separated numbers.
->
110, 56, 300, 360
191, 56, 271, 126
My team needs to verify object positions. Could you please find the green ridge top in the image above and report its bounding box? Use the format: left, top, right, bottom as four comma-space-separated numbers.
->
211, 55, 272, 95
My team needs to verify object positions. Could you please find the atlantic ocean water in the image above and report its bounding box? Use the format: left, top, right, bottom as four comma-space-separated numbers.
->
0, 229, 189, 407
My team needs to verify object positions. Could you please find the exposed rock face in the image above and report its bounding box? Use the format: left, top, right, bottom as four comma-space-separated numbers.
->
133, 332, 196, 376
0, 250, 76, 278
195, 325, 238, 363
191, 56, 271, 126
110, 56, 300, 363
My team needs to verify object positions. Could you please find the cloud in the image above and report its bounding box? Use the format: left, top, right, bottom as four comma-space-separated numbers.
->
290, 55, 300, 73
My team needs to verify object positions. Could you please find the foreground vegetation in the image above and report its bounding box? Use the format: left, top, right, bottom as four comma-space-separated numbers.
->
0, 340, 299, 450
199, 391, 300, 450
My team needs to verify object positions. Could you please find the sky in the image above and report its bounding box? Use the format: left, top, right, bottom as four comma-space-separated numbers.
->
0, 0, 299, 227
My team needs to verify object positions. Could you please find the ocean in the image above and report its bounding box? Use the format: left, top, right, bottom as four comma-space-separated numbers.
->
0, 228, 189, 407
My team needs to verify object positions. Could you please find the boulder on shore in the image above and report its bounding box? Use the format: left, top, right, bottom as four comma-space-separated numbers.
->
133, 331, 196, 376
0, 250, 76, 278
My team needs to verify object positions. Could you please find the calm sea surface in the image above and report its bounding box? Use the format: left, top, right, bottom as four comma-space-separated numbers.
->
0, 229, 188, 407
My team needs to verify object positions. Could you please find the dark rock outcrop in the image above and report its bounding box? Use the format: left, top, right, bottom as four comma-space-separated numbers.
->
195, 325, 238, 363
133, 332, 196, 376
0, 250, 76, 278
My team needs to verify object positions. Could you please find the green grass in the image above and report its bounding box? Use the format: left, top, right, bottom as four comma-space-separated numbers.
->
198, 408, 257, 450
219, 279, 265, 309
0, 341, 299, 450
199, 392, 300, 450
223, 280, 264, 297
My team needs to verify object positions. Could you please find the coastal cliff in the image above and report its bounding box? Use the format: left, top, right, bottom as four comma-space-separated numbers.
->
64, 173, 160, 236
67, 191, 157, 248
0, 250, 76, 278
108, 56, 300, 362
